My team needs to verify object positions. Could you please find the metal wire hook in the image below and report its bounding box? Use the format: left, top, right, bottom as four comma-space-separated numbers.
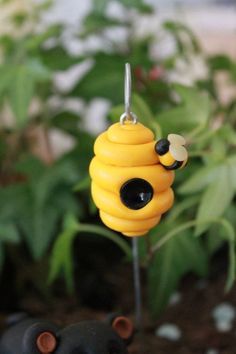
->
119, 64, 142, 330
125, 62, 131, 116
120, 63, 137, 125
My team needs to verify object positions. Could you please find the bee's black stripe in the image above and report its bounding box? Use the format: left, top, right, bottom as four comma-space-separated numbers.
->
162, 160, 183, 170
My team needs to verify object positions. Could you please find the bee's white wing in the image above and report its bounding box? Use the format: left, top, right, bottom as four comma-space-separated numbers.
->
169, 144, 188, 161
168, 134, 186, 145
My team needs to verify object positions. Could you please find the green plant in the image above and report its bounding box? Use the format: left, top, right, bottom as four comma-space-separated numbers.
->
0, 0, 88, 287
108, 83, 236, 317
0, 0, 236, 318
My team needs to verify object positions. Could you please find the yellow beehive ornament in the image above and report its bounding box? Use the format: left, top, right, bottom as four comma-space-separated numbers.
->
89, 121, 188, 237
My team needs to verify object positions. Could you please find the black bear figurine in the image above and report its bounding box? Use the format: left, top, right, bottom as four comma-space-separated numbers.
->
0, 313, 134, 354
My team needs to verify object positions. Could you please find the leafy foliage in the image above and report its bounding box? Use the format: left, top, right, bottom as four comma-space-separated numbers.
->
49, 213, 132, 292
0, 0, 236, 318
147, 216, 235, 316
157, 84, 211, 135
148, 228, 208, 317
0, 156, 82, 260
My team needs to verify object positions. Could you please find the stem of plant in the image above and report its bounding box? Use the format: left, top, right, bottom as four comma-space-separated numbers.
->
145, 234, 153, 260
150, 218, 235, 291
151, 218, 234, 254
77, 224, 131, 257
43, 125, 54, 164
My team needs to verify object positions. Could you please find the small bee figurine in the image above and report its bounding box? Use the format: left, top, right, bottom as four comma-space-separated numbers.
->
89, 121, 188, 237
155, 134, 188, 170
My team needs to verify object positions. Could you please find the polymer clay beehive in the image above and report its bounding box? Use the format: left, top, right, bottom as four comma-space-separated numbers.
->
89, 121, 187, 237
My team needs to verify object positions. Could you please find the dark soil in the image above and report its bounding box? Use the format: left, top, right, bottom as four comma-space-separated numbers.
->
1, 265, 236, 354
0, 238, 235, 354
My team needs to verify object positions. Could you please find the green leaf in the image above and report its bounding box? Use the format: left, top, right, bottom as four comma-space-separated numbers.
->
195, 165, 234, 236
206, 206, 236, 257
50, 111, 81, 135
209, 134, 227, 161
49, 214, 132, 292
0, 33, 14, 50
81, 12, 124, 37
74, 175, 90, 192
206, 225, 224, 256
204, 218, 235, 291
40, 46, 83, 71
15, 156, 45, 180
12, 156, 82, 259
77, 223, 132, 257
164, 21, 200, 55
89, 196, 97, 215
217, 125, 236, 146
71, 53, 126, 103
168, 196, 200, 222
0, 65, 15, 98
65, 131, 94, 176
19, 199, 63, 260
8, 65, 35, 127
26, 24, 63, 51
0, 221, 20, 275
27, 58, 51, 81
132, 94, 154, 123
208, 55, 234, 73
178, 164, 221, 194
132, 94, 161, 137
70, 50, 153, 103
205, 219, 236, 290
227, 155, 236, 191
150, 217, 236, 311
48, 213, 78, 292
35, 0, 53, 11
109, 104, 124, 123
25, 157, 80, 209
92, 0, 109, 14
157, 84, 211, 135
0, 222, 19, 243
120, 0, 152, 12
148, 229, 208, 317
12, 12, 28, 27
91, 0, 152, 14
22, 192, 79, 259
0, 184, 26, 221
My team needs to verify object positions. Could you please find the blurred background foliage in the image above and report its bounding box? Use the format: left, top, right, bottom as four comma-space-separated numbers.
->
0, 0, 236, 319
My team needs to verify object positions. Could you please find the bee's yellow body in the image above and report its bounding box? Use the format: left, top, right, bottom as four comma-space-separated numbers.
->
89, 122, 175, 237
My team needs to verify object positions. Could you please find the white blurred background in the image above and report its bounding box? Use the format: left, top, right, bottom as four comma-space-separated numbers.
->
39, 0, 236, 141
41, 0, 236, 58
1, 0, 236, 155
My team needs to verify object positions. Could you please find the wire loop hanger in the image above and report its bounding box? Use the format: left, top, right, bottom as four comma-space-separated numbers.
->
120, 63, 138, 125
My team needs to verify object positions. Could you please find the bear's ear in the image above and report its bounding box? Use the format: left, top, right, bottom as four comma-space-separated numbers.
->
36, 331, 57, 353
107, 314, 134, 345
23, 321, 58, 354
